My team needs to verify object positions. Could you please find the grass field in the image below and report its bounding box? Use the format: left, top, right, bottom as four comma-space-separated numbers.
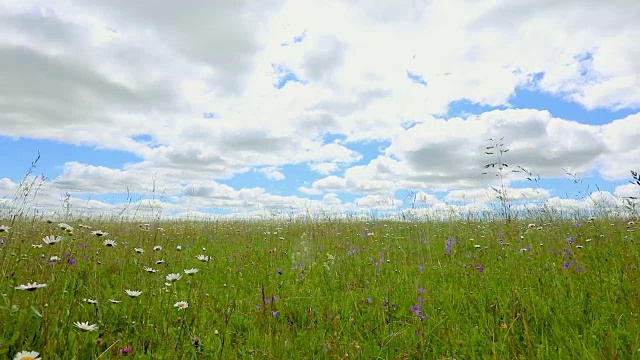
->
0, 215, 638, 359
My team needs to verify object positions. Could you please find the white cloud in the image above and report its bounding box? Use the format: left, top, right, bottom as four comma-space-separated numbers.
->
1, 0, 639, 218
257, 167, 285, 181
309, 109, 639, 195
309, 162, 339, 175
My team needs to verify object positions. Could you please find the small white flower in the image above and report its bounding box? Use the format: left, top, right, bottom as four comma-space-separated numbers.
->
155, 259, 165, 264
176, 245, 182, 251
174, 301, 189, 310
527, 223, 536, 229
13, 350, 41, 360
196, 255, 209, 262
125, 289, 142, 297
91, 230, 108, 237
109, 299, 121, 303
153, 245, 162, 251
474, 244, 481, 248
58, 223, 74, 232
15, 282, 47, 291
184, 268, 199, 275
166, 273, 182, 282
134, 248, 144, 253
31, 244, 43, 248
143, 266, 158, 273
0, 225, 10, 232
49, 256, 60, 261
103, 239, 117, 247
84, 298, 98, 304
74, 321, 99, 332
576, 245, 584, 249
42, 235, 63, 245
79, 224, 91, 229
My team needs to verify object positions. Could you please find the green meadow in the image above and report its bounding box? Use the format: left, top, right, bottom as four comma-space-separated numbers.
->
0, 216, 638, 359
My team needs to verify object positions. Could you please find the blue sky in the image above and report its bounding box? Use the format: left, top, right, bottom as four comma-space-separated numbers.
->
1, 0, 639, 218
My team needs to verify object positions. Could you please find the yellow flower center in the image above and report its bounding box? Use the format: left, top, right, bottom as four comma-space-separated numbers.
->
20, 357, 35, 360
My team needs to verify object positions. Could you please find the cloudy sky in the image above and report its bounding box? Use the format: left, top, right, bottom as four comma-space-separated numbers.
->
1, 0, 639, 219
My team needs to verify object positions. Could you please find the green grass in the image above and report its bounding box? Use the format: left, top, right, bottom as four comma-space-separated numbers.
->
0, 217, 638, 359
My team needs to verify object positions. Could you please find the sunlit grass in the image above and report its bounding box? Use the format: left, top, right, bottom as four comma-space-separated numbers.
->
0, 217, 638, 358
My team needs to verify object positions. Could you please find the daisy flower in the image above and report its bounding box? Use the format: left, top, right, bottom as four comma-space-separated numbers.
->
176, 245, 182, 251
15, 282, 47, 291
174, 301, 189, 310
134, 248, 144, 253
109, 299, 121, 304
153, 245, 162, 251
31, 244, 43, 248
84, 298, 98, 304
143, 266, 158, 273
0, 225, 10, 232
103, 239, 117, 247
58, 223, 74, 232
91, 230, 108, 237
78, 224, 91, 229
42, 235, 63, 245
125, 289, 142, 297
155, 260, 165, 264
49, 256, 60, 261
166, 273, 182, 282
184, 268, 199, 275
196, 255, 209, 262
13, 350, 41, 360
74, 321, 99, 332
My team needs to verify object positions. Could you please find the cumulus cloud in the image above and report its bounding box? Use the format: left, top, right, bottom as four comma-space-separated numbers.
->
0, 0, 639, 218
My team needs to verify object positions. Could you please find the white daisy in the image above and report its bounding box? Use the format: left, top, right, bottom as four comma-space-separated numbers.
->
109, 299, 121, 303
0, 225, 10, 232
13, 350, 41, 360
134, 248, 144, 253
143, 266, 158, 273
15, 282, 47, 291
91, 230, 108, 237
153, 245, 162, 251
166, 273, 182, 282
74, 321, 99, 332
184, 268, 199, 275
196, 255, 209, 262
42, 235, 63, 245
176, 245, 182, 251
103, 239, 117, 247
84, 298, 98, 304
125, 289, 142, 297
155, 260, 165, 264
49, 256, 60, 261
31, 244, 43, 248
58, 223, 74, 232
174, 301, 189, 310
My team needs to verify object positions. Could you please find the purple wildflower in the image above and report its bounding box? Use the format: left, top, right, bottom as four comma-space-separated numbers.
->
418, 264, 424, 271
271, 311, 279, 318
445, 236, 456, 255
120, 345, 132, 355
